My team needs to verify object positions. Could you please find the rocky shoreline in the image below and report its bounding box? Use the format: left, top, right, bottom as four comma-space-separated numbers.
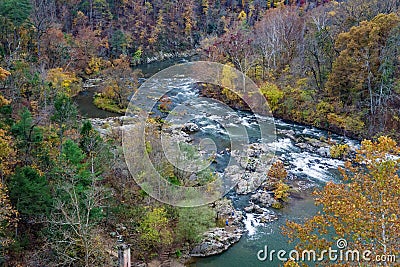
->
142, 50, 196, 65
190, 199, 244, 257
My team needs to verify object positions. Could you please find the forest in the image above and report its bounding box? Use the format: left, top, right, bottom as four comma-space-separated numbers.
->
0, 0, 399, 266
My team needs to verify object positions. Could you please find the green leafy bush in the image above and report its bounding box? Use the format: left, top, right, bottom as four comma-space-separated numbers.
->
260, 82, 284, 112
330, 143, 350, 159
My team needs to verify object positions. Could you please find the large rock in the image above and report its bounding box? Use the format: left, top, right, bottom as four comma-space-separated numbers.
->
190, 199, 244, 257
250, 191, 277, 208
244, 204, 265, 214
190, 228, 243, 257
277, 129, 296, 140
232, 171, 269, 195
213, 199, 243, 226
236, 179, 250, 195
182, 122, 200, 133
224, 143, 274, 195
260, 212, 278, 223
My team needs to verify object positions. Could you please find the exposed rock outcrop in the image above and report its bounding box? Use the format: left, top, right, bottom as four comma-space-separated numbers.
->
213, 198, 243, 226
225, 143, 274, 194
190, 228, 243, 257
250, 190, 278, 208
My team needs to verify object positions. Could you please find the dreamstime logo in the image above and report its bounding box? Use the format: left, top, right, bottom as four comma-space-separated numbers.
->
257, 238, 397, 263
122, 61, 276, 207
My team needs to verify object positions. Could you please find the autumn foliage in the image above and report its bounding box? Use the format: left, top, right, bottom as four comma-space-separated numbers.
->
0, 67, 10, 81
284, 136, 400, 265
0, 181, 18, 248
0, 0, 399, 265
268, 160, 287, 180
267, 160, 290, 205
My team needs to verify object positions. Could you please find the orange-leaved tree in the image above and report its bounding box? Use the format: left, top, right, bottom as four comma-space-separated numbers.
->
283, 136, 400, 266
0, 67, 10, 80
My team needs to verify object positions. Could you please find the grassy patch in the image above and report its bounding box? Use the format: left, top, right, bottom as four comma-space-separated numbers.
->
93, 94, 126, 114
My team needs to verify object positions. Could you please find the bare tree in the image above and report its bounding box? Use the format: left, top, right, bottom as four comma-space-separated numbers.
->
30, 0, 56, 60
254, 7, 305, 74
303, 5, 335, 92
49, 173, 108, 267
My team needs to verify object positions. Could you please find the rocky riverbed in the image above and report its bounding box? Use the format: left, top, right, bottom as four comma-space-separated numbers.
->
89, 116, 358, 259
81, 67, 362, 266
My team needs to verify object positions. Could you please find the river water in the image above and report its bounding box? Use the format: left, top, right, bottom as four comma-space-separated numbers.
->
145, 77, 358, 267
74, 57, 195, 118
75, 58, 359, 267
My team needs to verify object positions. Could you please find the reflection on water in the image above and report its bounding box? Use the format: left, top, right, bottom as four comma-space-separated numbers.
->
74, 56, 195, 118
74, 89, 119, 119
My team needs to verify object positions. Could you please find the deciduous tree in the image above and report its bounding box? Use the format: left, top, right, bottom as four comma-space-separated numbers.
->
284, 136, 400, 265
211, 22, 258, 78
254, 7, 304, 74
304, 6, 335, 92
138, 207, 172, 253
0, 129, 16, 181
0, 181, 18, 254
326, 13, 400, 133
49, 139, 108, 267
0, 67, 10, 81
176, 206, 215, 242
100, 56, 139, 109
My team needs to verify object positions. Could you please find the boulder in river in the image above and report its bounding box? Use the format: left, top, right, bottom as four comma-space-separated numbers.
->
244, 204, 255, 213
182, 122, 200, 133
225, 143, 274, 195
259, 212, 278, 223
190, 228, 243, 257
250, 191, 277, 208
213, 199, 243, 226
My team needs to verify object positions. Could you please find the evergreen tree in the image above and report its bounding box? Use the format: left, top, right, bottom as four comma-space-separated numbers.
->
8, 166, 52, 217
51, 94, 77, 157
11, 108, 43, 164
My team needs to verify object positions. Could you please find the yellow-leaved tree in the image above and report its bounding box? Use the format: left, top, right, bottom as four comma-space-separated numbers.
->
0, 179, 18, 252
284, 136, 400, 266
46, 68, 82, 97
0, 129, 17, 180
0, 67, 18, 256
0, 68, 16, 179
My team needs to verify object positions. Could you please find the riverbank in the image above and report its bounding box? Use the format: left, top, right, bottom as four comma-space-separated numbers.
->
140, 50, 197, 65
198, 83, 363, 141
76, 53, 199, 117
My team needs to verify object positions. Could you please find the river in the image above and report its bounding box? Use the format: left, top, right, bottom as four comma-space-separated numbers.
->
75, 58, 359, 267
74, 56, 196, 118
148, 76, 357, 267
